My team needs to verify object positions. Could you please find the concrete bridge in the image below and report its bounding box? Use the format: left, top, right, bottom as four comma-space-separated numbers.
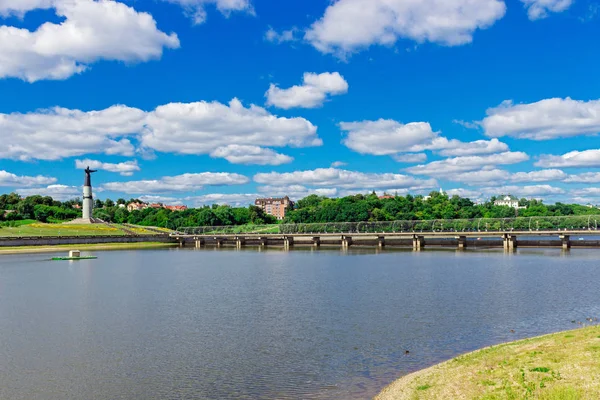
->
171, 230, 600, 251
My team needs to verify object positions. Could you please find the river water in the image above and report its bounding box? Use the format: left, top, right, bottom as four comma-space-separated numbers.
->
1, 248, 599, 399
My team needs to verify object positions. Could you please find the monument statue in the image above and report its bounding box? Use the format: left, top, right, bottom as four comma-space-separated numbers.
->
82, 166, 97, 220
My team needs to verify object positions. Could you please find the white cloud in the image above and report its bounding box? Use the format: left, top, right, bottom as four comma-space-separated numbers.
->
445, 188, 484, 199
521, 0, 572, 20
406, 152, 529, 176
0, 0, 179, 82
138, 195, 183, 205
209, 145, 293, 165
142, 98, 321, 155
161, 0, 253, 24
482, 184, 565, 196
392, 153, 428, 163
75, 159, 140, 176
482, 98, 600, 140
265, 72, 348, 109
0, 105, 144, 161
254, 168, 437, 190
510, 169, 567, 182
17, 184, 80, 200
258, 185, 338, 200
0, 170, 57, 186
0, 98, 319, 164
102, 172, 249, 194
186, 193, 258, 207
438, 138, 508, 157
305, 0, 506, 56
330, 161, 347, 168
264, 26, 299, 43
535, 149, 600, 168
435, 168, 566, 186
564, 172, 600, 183
341, 119, 509, 157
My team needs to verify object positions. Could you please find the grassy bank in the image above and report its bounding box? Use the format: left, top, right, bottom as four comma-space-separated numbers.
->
0, 242, 178, 255
376, 325, 600, 400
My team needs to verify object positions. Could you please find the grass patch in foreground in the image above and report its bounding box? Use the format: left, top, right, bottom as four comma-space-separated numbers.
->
0, 242, 178, 254
376, 325, 600, 400
0, 223, 126, 237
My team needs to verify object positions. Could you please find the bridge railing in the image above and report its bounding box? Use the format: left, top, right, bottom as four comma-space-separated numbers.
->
178, 215, 600, 235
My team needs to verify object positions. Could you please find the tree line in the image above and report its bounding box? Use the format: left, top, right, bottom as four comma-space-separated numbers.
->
1, 191, 599, 228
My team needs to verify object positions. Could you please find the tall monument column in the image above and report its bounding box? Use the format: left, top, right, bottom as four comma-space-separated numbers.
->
82, 166, 97, 220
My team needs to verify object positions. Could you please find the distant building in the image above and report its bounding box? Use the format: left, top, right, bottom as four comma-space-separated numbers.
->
149, 203, 163, 209
164, 205, 188, 212
255, 196, 293, 220
379, 195, 394, 200
494, 195, 523, 209
127, 202, 148, 212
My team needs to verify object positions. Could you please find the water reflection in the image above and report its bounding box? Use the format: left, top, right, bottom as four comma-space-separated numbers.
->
0, 248, 599, 399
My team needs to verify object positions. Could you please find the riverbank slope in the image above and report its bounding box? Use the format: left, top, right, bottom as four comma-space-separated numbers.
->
0, 242, 179, 254
376, 325, 600, 400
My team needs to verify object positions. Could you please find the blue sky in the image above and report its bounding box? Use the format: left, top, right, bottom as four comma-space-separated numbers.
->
2, 0, 600, 206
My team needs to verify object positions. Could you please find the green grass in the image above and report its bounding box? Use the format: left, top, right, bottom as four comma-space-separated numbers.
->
0, 222, 126, 237
376, 325, 600, 400
0, 242, 178, 254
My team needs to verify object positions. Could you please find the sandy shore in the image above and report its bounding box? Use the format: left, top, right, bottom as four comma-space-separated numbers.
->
0, 242, 179, 255
375, 325, 600, 399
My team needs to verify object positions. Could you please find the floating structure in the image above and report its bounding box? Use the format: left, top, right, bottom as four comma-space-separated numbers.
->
51, 250, 97, 261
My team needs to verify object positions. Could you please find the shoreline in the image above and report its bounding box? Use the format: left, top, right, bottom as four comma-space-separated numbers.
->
0, 242, 179, 255
375, 325, 600, 399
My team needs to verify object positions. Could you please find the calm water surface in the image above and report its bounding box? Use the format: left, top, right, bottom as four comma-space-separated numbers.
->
1, 248, 599, 399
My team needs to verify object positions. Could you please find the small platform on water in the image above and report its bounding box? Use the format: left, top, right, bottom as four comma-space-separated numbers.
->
51, 256, 98, 261
51, 249, 97, 261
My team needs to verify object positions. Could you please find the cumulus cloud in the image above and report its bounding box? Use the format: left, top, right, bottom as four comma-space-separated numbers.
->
257, 185, 338, 199
305, 0, 506, 56
437, 168, 566, 185
521, 0, 572, 20
341, 119, 509, 157
210, 145, 293, 165
186, 193, 259, 207
254, 168, 437, 190
75, 159, 140, 176
510, 169, 567, 183
0, 170, 57, 186
392, 153, 428, 163
482, 98, 600, 140
161, 0, 253, 24
406, 152, 529, 176
265, 72, 349, 109
0, 0, 179, 82
535, 149, 600, 168
330, 161, 347, 168
264, 26, 299, 43
102, 172, 249, 194
0, 98, 320, 163
482, 184, 565, 197
138, 195, 183, 205
0, 105, 144, 161
564, 173, 600, 183
142, 98, 321, 155
17, 184, 80, 200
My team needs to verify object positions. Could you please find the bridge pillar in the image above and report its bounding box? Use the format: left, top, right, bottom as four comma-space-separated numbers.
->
284, 236, 294, 249
377, 236, 385, 248
179, 238, 185, 247
235, 237, 245, 249
341, 235, 353, 248
311, 237, 321, 247
503, 234, 517, 251
258, 237, 267, 247
560, 235, 571, 250
194, 237, 205, 248
214, 237, 224, 248
456, 236, 467, 249
412, 235, 425, 250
